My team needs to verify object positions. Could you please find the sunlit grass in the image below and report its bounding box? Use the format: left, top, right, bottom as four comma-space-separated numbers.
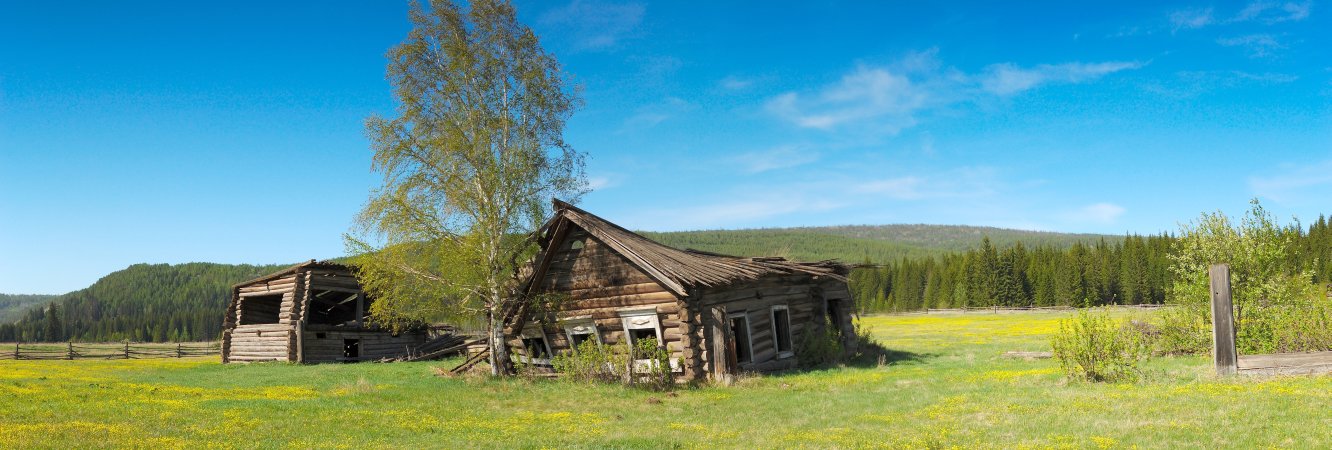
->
2, 310, 1330, 448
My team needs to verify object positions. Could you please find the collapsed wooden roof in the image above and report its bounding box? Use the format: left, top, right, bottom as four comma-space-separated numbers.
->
531, 200, 848, 297
233, 260, 353, 289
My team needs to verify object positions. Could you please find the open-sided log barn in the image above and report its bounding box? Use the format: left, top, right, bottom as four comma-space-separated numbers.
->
511, 200, 856, 382
222, 260, 426, 363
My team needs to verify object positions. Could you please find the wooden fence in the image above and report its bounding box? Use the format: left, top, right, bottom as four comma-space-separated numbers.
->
886, 304, 1166, 316
0, 342, 221, 360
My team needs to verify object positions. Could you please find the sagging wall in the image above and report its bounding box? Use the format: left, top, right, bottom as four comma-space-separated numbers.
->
516, 226, 686, 366
685, 275, 856, 379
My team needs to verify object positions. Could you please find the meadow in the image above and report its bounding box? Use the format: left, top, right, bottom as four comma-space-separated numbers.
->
3, 310, 1332, 448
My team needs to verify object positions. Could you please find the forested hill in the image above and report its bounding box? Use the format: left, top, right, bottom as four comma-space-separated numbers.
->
0, 294, 58, 323
641, 224, 1121, 263
0, 263, 287, 342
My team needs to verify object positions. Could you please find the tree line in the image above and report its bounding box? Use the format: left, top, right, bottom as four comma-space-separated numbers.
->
0, 263, 283, 342
850, 214, 1332, 313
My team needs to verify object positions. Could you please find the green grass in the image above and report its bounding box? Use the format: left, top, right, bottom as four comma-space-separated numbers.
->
2, 310, 1331, 448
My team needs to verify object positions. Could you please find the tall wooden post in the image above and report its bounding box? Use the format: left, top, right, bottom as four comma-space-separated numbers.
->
67, 342, 74, 360
1210, 264, 1238, 376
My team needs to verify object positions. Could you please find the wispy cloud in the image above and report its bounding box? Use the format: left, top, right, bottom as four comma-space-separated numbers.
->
619, 97, 691, 131
1062, 203, 1127, 224
587, 175, 619, 191
765, 51, 1142, 133
1216, 34, 1287, 57
1170, 8, 1215, 31
1233, 1, 1313, 24
1250, 159, 1332, 203
854, 167, 1000, 200
978, 61, 1143, 96
540, 0, 645, 51
719, 75, 755, 91
733, 146, 820, 173
765, 63, 931, 131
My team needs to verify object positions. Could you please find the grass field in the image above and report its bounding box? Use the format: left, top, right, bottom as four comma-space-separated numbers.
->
3, 310, 1332, 448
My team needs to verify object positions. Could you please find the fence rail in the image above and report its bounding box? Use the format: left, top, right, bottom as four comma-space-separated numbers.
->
0, 342, 221, 361
884, 304, 1167, 316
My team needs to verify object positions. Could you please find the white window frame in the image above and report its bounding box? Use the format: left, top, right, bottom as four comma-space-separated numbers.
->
618, 307, 662, 347
770, 305, 794, 359
519, 322, 552, 365
560, 315, 601, 352
726, 310, 754, 364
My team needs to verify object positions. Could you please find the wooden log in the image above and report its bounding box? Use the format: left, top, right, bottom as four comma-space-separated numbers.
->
1210, 264, 1238, 376
564, 291, 678, 309
565, 282, 666, 300
239, 288, 295, 298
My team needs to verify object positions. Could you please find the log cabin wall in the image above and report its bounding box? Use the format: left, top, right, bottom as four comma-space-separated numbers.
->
225, 273, 301, 363
300, 328, 427, 362
692, 274, 832, 374
516, 226, 685, 366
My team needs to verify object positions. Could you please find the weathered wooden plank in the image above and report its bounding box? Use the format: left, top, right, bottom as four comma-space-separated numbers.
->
1210, 264, 1238, 376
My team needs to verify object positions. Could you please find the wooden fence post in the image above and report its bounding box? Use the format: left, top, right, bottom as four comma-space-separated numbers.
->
124, 342, 130, 360
14, 342, 19, 360
67, 342, 74, 360
176, 343, 182, 358
1210, 264, 1238, 376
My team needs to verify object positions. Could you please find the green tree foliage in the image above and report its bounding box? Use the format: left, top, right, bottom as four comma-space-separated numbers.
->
1168, 199, 1323, 354
1051, 311, 1149, 382
848, 235, 1175, 312
348, 0, 584, 376
0, 294, 57, 323
0, 263, 285, 342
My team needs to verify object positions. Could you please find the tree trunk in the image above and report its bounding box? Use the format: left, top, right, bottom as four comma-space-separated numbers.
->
487, 308, 513, 376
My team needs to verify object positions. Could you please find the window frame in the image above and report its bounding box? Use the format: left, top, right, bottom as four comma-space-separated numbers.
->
726, 310, 754, 364
770, 305, 794, 359
519, 323, 553, 365
560, 316, 602, 352
618, 307, 662, 347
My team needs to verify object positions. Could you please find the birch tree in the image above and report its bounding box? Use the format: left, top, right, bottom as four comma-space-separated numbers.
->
348, 0, 585, 376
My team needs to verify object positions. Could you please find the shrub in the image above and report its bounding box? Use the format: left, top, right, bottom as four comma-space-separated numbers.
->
550, 337, 676, 390
1151, 307, 1210, 356
795, 321, 842, 369
1051, 311, 1149, 382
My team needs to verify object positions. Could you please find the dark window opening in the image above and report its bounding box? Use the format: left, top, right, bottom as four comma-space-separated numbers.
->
729, 316, 752, 363
570, 333, 593, 349
773, 308, 793, 354
523, 336, 550, 359
629, 328, 657, 346
238, 294, 283, 325
315, 332, 327, 339
343, 339, 360, 359
308, 291, 363, 326
826, 299, 843, 335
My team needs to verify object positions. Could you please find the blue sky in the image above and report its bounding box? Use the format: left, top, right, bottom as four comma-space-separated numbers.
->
1, 1, 1329, 294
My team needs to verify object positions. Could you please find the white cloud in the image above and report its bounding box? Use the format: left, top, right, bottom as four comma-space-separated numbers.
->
587, 176, 618, 191
1170, 8, 1215, 31
765, 64, 928, 132
620, 97, 691, 131
1250, 160, 1332, 203
719, 75, 754, 90
765, 52, 1142, 133
1064, 203, 1127, 224
1216, 34, 1286, 57
854, 167, 999, 200
540, 1, 645, 51
1233, 1, 1312, 23
625, 194, 844, 231
978, 61, 1143, 96
733, 146, 820, 173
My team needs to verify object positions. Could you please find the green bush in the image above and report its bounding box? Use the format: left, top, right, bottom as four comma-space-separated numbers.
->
795, 321, 842, 369
550, 337, 676, 390
1051, 312, 1149, 382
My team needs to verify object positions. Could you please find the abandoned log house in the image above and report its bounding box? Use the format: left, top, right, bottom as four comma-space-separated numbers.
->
509, 200, 857, 382
222, 260, 426, 363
